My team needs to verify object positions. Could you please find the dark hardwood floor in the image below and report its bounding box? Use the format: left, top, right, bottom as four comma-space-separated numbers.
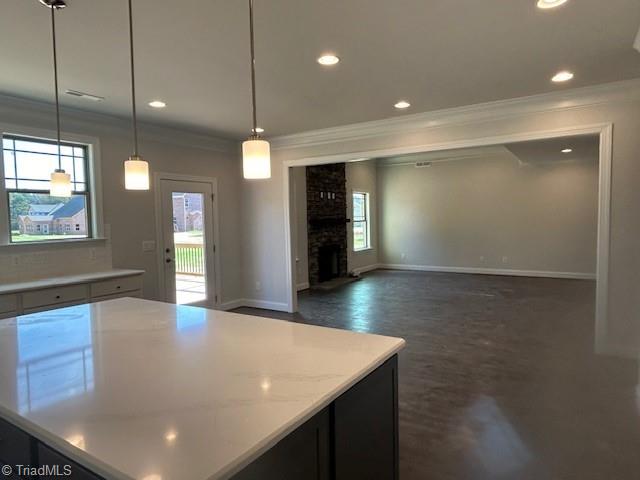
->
234, 270, 640, 480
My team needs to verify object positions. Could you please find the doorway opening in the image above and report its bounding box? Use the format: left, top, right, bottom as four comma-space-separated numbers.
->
155, 175, 219, 309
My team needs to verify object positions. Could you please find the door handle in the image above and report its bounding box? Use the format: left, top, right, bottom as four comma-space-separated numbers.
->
166, 258, 172, 264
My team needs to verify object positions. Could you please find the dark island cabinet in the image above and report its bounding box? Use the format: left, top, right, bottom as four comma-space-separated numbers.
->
232, 355, 399, 480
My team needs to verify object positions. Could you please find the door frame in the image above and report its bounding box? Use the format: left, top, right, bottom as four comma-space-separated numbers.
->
153, 172, 222, 309
282, 123, 614, 355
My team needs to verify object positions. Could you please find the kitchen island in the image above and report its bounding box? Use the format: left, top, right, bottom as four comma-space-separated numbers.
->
0, 298, 405, 480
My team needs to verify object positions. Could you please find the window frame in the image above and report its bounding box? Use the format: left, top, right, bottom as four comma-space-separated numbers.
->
0, 125, 104, 247
352, 190, 372, 252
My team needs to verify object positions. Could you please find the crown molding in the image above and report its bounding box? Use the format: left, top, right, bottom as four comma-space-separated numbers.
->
0, 93, 237, 154
271, 79, 640, 150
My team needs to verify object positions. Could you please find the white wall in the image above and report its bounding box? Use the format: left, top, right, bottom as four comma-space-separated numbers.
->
0, 95, 243, 304
378, 153, 598, 276
346, 160, 379, 273
241, 80, 640, 357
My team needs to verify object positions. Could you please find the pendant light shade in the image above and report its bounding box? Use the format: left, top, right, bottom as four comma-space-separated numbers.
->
124, 155, 150, 190
242, 0, 271, 180
50, 169, 72, 197
43, 0, 72, 198
124, 0, 150, 190
242, 138, 271, 179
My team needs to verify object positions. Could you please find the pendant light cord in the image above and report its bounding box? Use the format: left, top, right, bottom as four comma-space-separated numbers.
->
50, 5, 62, 170
128, 0, 139, 156
249, 0, 258, 135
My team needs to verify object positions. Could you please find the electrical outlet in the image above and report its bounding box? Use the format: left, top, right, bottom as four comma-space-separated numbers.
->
256, 281, 262, 292
401, 253, 407, 260
502, 256, 509, 264
480, 256, 485, 263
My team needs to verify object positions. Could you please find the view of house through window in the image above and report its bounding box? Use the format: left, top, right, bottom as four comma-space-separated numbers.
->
353, 191, 370, 251
3, 135, 90, 243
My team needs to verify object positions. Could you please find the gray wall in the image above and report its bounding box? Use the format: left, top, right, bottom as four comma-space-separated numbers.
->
241, 85, 640, 357
0, 96, 243, 304
378, 153, 598, 275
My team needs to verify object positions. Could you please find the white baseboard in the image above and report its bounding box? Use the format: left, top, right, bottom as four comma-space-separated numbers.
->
297, 282, 310, 291
378, 264, 596, 280
219, 299, 245, 311
351, 264, 380, 275
221, 298, 290, 312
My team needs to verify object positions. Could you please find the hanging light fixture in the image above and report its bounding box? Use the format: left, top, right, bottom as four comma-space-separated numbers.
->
242, 0, 271, 180
42, 0, 72, 198
124, 0, 150, 190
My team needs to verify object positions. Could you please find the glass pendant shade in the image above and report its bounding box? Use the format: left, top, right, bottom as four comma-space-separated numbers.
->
125, 155, 150, 190
50, 168, 72, 197
242, 138, 271, 179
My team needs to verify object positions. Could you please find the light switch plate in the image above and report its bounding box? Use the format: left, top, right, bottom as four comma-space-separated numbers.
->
142, 240, 156, 253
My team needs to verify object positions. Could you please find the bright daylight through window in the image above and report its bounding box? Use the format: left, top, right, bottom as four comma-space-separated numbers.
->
3, 135, 91, 243
353, 192, 370, 251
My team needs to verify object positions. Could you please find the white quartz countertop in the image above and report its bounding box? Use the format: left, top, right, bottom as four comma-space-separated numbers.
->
0, 269, 145, 294
0, 298, 405, 480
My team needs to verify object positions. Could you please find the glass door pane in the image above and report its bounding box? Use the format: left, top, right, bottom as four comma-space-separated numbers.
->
171, 192, 207, 305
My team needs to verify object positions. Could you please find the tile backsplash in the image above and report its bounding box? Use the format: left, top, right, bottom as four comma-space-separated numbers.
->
0, 241, 112, 284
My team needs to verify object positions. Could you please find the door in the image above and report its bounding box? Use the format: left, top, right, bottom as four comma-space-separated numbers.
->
159, 179, 216, 308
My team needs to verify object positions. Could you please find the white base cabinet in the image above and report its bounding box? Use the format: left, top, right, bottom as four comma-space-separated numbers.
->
0, 270, 144, 319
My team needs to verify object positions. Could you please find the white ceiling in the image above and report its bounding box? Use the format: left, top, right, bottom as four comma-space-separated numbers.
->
2, 0, 640, 139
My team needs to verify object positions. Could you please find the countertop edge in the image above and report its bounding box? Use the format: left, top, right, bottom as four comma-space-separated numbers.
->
0, 404, 134, 480
0, 269, 145, 295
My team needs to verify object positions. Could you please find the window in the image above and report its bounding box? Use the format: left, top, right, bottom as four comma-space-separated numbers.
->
3, 135, 91, 243
352, 192, 371, 251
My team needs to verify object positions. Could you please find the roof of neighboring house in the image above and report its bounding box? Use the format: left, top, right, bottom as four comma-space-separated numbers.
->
21, 215, 54, 222
29, 203, 62, 215
52, 196, 84, 219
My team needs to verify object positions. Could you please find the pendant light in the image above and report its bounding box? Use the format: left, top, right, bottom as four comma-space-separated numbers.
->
242, 0, 271, 180
124, 0, 150, 190
43, 0, 72, 198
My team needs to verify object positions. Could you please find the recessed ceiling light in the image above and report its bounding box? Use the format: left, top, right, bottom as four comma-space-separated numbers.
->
252, 127, 265, 134
561, 148, 573, 153
551, 70, 574, 83
148, 100, 166, 108
537, 0, 569, 9
394, 100, 411, 110
317, 54, 340, 66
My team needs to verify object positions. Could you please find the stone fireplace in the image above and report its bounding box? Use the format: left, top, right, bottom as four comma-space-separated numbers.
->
306, 164, 348, 285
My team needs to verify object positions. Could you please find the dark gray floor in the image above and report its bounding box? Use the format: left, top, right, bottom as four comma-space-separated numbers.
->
234, 270, 640, 480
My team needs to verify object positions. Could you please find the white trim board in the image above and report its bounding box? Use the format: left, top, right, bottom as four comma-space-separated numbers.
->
297, 282, 310, 291
378, 264, 596, 280
272, 79, 640, 150
220, 299, 290, 312
351, 264, 380, 276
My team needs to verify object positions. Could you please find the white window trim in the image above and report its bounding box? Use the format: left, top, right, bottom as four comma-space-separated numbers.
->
352, 190, 372, 252
0, 123, 105, 247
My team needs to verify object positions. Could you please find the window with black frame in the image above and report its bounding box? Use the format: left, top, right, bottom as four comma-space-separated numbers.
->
353, 191, 370, 251
2, 135, 91, 243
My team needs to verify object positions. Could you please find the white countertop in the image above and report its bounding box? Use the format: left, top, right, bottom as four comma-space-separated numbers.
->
0, 298, 405, 480
0, 269, 145, 295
